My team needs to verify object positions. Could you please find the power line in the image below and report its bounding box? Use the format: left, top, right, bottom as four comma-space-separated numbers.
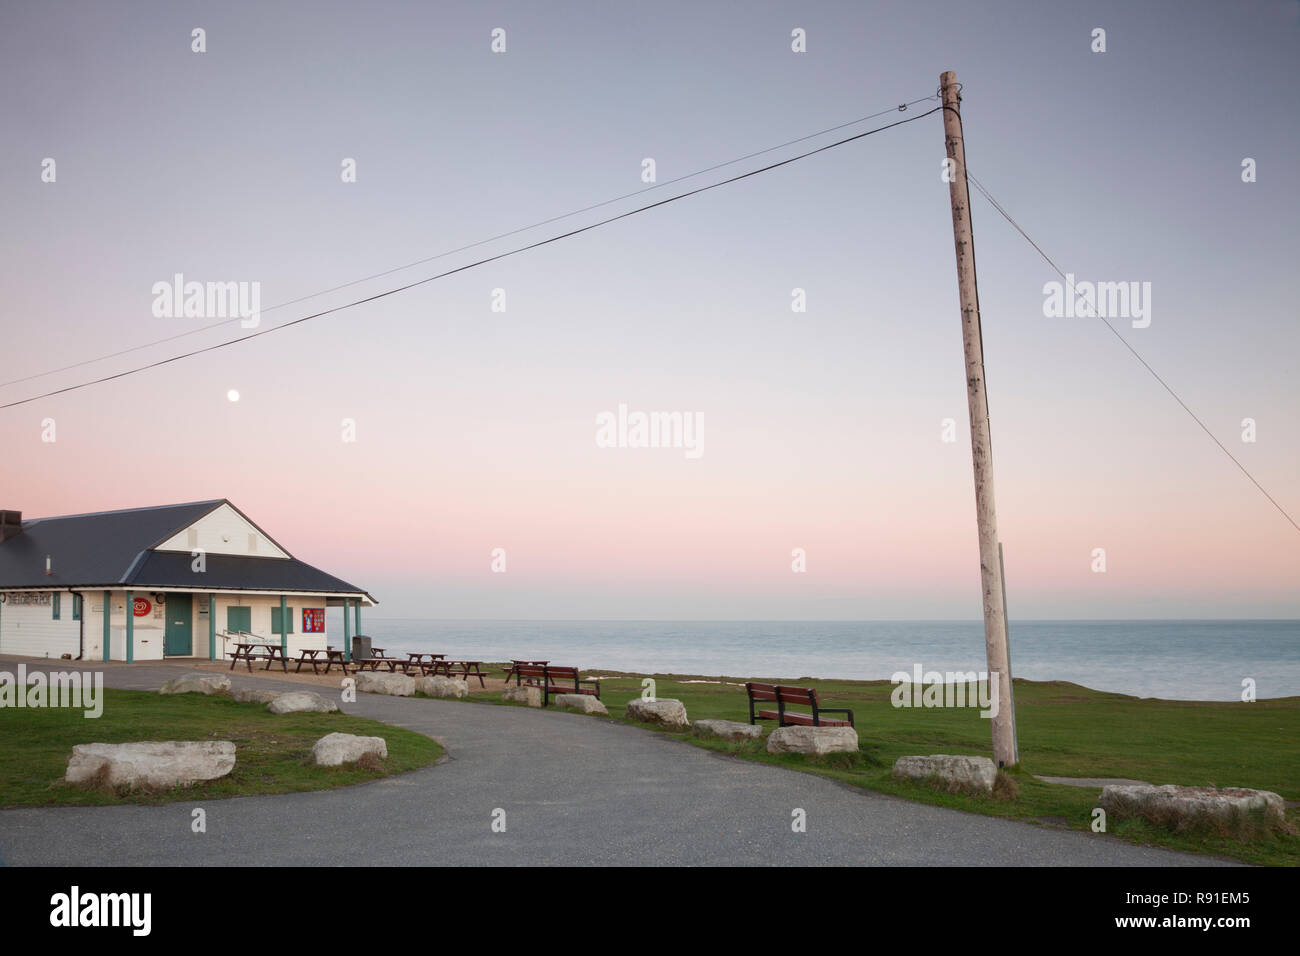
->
2, 94, 938, 392
966, 169, 1300, 535
1, 105, 943, 411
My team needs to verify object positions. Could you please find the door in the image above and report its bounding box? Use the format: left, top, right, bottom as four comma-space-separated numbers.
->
165, 593, 193, 656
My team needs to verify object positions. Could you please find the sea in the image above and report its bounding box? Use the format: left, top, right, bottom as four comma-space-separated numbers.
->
328, 617, 1300, 702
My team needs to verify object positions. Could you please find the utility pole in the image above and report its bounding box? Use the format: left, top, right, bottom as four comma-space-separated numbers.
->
940, 70, 1018, 767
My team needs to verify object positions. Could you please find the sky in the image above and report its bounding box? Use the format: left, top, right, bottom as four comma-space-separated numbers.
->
1, 0, 1297, 620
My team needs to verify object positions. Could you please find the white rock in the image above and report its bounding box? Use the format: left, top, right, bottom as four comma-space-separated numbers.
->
415, 676, 469, 699
310, 732, 388, 767
232, 687, 280, 705
624, 697, 689, 729
1100, 784, 1286, 829
893, 754, 996, 792
159, 673, 231, 696
693, 719, 762, 741
502, 684, 542, 707
767, 725, 859, 755
66, 741, 236, 789
267, 691, 338, 714
554, 693, 608, 715
354, 671, 415, 697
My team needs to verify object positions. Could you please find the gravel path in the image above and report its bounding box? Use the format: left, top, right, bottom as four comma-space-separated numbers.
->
0, 661, 1233, 866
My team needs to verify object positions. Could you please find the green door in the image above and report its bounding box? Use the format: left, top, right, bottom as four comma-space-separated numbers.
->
165, 593, 193, 656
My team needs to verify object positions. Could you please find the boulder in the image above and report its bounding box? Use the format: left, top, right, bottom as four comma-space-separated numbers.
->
310, 732, 388, 767
267, 691, 338, 714
159, 673, 231, 696
66, 741, 236, 790
502, 684, 542, 707
693, 719, 762, 741
554, 693, 608, 715
415, 676, 469, 699
354, 671, 415, 697
893, 754, 996, 793
232, 687, 280, 705
624, 697, 689, 729
1100, 784, 1287, 830
767, 725, 859, 755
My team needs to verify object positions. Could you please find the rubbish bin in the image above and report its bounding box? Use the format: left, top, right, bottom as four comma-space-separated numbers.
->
352, 634, 372, 661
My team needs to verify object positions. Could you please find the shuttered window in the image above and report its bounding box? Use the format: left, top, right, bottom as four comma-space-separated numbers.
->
271, 606, 295, 635
226, 606, 251, 634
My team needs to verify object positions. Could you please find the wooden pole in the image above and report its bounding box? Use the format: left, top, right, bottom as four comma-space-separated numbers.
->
940, 70, 1018, 767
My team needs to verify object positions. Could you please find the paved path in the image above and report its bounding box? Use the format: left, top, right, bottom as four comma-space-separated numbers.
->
0, 662, 1232, 866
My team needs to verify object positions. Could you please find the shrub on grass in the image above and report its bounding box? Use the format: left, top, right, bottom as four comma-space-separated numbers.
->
1116, 802, 1296, 842
993, 770, 1019, 802
910, 772, 993, 800
354, 752, 385, 773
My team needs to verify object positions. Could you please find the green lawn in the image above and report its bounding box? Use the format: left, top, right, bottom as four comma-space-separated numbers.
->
0, 688, 442, 808
484, 668, 1300, 866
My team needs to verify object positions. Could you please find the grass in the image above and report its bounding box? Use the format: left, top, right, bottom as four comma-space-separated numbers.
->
0, 688, 442, 808
475, 667, 1300, 866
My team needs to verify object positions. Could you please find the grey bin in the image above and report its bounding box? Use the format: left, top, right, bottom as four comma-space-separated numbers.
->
352, 635, 372, 660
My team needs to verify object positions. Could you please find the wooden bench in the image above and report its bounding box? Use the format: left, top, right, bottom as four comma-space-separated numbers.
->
502, 659, 549, 683
745, 682, 854, 727
510, 664, 599, 706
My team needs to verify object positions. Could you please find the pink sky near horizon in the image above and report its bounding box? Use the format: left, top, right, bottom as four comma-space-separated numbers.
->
12, 384, 1299, 620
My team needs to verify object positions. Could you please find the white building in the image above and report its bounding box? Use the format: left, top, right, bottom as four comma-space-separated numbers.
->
0, 500, 376, 663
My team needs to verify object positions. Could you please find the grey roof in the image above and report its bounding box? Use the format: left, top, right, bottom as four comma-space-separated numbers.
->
0, 499, 373, 601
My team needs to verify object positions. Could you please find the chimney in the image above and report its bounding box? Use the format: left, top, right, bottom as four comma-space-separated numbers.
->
46, 555, 52, 576
0, 510, 21, 542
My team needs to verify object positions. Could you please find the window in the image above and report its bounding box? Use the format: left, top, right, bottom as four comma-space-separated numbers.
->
226, 606, 251, 634
72, 594, 82, 620
271, 605, 295, 635
52, 593, 60, 620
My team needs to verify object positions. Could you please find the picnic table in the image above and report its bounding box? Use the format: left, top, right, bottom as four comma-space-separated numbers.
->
295, 648, 351, 675
229, 642, 289, 673
440, 660, 489, 688
352, 652, 441, 674
353, 656, 405, 673
405, 653, 446, 675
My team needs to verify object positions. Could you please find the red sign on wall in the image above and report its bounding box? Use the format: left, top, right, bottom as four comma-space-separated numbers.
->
133, 597, 151, 617
302, 608, 325, 633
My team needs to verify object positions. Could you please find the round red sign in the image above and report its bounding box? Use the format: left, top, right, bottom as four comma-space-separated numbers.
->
133, 597, 151, 617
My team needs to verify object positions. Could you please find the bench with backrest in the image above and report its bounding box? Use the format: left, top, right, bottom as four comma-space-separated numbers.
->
510, 664, 600, 706
745, 682, 854, 727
